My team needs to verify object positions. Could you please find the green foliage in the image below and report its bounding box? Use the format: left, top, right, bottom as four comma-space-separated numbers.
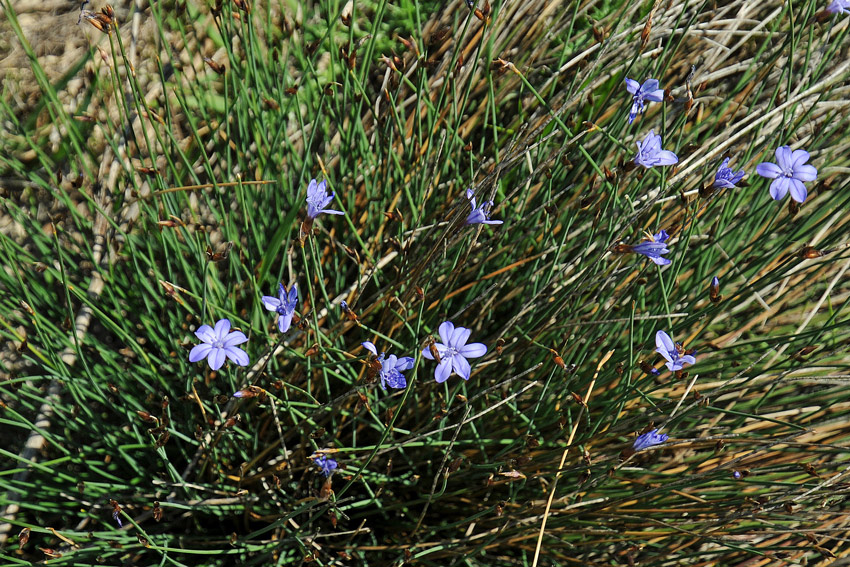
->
2, 0, 850, 564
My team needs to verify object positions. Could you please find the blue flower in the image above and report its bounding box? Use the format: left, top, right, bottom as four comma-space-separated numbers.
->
465, 189, 503, 226
827, 0, 849, 14
362, 341, 415, 390
262, 283, 298, 333
631, 230, 671, 265
633, 130, 678, 168
422, 321, 487, 383
633, 429, 668, 451
625, 78, 665, 124
189, 319, 249, 371
306, 179, 345, 219
756, 145, 818, 203
713, 158, 745, 189
313, 455, 338, 477
655, 330, 696, 372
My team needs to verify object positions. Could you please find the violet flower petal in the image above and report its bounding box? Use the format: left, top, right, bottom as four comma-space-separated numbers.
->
460, 343, 487, 358
794, 164, 818, 182
189, 343, 213, 363
451, 327, 471, 348
756, 162, 782, 179
209, 348, 226, 371
438, 321, 455, 345
222, 331, 248, 347
769, 177, 790, 200
225, 346, 249, 366
394, 356, 415, 371
435, 358, 453, 383
452, 354, 471, 380
214, 319, 231, 337
791, 149, 810, 167
655, 330, 675, 360
789, 179, 807, 203
385, 372, 406, 389
278, 313, 294, 333
195, 325, 216, 343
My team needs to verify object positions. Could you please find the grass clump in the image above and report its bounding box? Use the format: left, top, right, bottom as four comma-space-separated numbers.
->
2, 0, 850, 564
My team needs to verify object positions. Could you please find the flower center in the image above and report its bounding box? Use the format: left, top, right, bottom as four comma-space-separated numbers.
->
445, 347, 459, 358
212, 338, 225, 349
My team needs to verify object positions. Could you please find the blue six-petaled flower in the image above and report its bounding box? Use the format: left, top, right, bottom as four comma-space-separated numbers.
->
755, 145, 818, 203
655, 330, 696, 372
633, 130, 679, 168
633, 429, 669, 451
465, 189, 503, 226
625, 78, 665, 124
422, 321, 488, 383
306, 178, 345, 219
313, 455, 338, 477
262, 283, 298, 334
713, 158, 746, 189
631, 230, 671, 266
362, 341, 415, 390
189, 318, 250, 371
